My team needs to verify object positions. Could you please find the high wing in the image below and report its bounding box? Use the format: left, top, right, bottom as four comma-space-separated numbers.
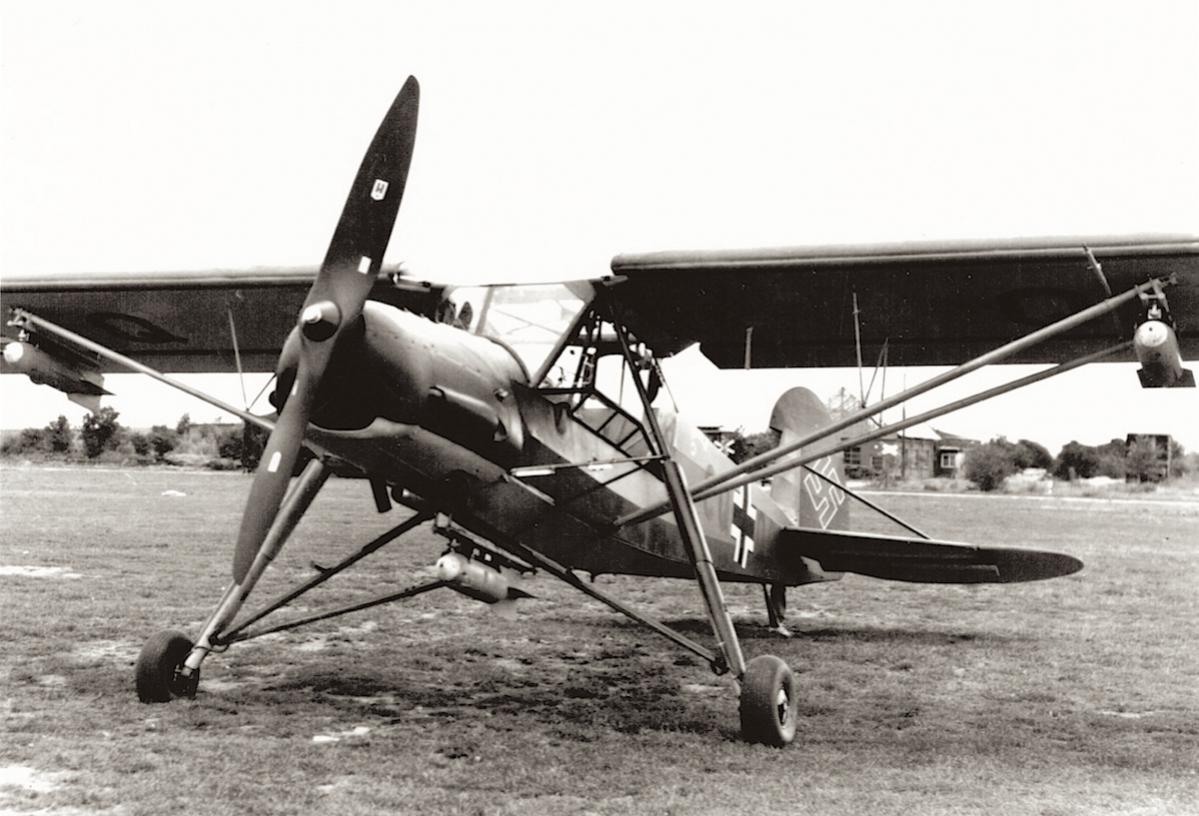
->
607, 234, 1199, 367
0, 267, 444, 373
780, 527, 1082, 584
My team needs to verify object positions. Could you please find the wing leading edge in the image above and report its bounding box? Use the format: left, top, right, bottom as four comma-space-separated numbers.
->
780, 527, 1083, 584
608, 234, 1199, 368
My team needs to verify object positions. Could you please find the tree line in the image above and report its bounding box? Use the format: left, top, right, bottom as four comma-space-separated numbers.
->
1, 409, 265, 469
3, 410, 1194, 492
961, 435, 1192, 491
719, 429, 1194, 492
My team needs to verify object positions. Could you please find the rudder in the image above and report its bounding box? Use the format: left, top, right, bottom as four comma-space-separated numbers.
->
768, 387, 850, 531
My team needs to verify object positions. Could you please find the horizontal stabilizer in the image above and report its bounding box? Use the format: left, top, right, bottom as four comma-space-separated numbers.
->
779, 527, 1082, 584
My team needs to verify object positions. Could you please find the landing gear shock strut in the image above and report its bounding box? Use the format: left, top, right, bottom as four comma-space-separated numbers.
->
605, 295, 797, 745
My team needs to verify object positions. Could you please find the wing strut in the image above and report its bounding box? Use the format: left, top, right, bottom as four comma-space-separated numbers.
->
613, 273, 1169, 529
9, 307, 275, 433
617, 339, 1130, 529
602, 292, 747, 679
226, 307, 249, 410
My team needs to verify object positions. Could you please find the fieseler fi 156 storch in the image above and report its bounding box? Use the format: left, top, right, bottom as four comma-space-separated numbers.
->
3, 78, 1195, 746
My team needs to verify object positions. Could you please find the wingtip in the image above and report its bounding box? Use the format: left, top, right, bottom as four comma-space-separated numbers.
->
993, 549, 1084, 582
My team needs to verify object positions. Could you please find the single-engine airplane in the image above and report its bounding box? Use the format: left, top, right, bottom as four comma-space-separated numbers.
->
3, 77, 1197, 746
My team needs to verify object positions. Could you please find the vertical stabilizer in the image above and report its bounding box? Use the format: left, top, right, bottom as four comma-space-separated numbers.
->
768, 387, 850, 531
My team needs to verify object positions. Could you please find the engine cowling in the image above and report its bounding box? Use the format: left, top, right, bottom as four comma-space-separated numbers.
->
270, 301, 528, 463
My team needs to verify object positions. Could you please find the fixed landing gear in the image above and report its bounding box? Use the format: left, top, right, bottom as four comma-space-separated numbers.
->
135, 630, 198, 702
604, 306, 801, 747
739, 654, 798, 746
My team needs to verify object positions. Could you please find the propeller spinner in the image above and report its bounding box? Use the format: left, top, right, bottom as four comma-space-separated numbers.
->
232, 77, 420, 582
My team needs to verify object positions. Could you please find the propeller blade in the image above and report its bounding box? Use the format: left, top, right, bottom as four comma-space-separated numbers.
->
232, 77, 420, 582
306, 75, 420, 329
231, 359, 319, 580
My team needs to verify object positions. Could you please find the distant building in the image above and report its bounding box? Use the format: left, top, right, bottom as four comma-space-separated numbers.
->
697, 421, 979, 482
840, 424, 978, 480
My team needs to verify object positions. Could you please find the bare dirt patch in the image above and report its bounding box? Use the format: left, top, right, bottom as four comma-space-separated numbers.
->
0, 566, 81, 579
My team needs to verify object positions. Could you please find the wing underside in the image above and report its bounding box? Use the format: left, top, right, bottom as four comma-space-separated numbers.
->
0, 267, 445, 373
780, 527, 1083, 583
608, 235, 1199, 368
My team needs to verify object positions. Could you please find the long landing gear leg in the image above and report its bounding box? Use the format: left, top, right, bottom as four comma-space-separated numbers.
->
661, 460, 798, 747
607, 301, 798, 747
135, 460, 447, 703
135, 458, 331, 702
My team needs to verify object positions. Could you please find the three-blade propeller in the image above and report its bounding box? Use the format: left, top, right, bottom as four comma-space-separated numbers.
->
232, 77, 420, 582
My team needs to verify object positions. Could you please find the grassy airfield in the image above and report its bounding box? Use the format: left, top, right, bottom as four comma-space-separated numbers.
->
1, 464, 1196, 815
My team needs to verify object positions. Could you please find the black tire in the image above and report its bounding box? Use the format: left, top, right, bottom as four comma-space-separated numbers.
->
135, 631, 195, 703
739, 654, 798, 746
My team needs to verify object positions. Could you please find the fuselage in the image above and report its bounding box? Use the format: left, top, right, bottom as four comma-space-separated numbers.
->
287, 301, 833, 587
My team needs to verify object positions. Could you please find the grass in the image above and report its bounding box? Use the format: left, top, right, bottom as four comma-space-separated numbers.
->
1, 464, 1196, 815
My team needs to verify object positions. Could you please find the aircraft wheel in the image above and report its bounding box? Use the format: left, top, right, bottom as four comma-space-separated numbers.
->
135, 631, 197, 703
739, 654, 798, 746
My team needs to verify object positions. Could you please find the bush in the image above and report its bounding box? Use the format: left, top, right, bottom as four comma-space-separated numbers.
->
1095, 453, 1126, 479
1125, 437, 1162, 482
45, 415, 73, 453
1012, 439, 1052, 470
129, 433, 152, 456
1054, 441, 1101, 480
80, 407, 122, 458
962, 441, 1017, 491
241, 424, 267, 470
148, 425, 178, 460
1176, 452, 1199, 479
730, 429, 781, 464
1169, 441, 1191, 479
213, 423, 266, 469
217, 427, 244, 461
1, 427, 48, 455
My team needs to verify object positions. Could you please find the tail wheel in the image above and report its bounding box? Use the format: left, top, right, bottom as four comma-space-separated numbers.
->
739, 654, 798, 746
135, 631, 197, 703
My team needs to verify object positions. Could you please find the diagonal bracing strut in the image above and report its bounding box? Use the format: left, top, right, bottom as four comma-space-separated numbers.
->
181, 458, 331, 677
217, 510, 435, 644
443, 520, 721, 669
604, 293, 747, 678
612, 275, 1167, 529
9, 308, 276, 433
677, 341, 1132, 510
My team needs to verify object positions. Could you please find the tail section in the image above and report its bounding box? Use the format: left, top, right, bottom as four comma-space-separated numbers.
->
768, 387, 850, 532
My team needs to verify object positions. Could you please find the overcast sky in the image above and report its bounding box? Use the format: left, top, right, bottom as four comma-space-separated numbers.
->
2, 2, 1197, 452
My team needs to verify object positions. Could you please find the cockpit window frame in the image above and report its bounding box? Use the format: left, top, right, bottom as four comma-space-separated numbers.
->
439, 281, 599, 387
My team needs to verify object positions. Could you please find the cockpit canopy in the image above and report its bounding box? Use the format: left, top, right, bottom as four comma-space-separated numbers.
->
439, 282, 594, 383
